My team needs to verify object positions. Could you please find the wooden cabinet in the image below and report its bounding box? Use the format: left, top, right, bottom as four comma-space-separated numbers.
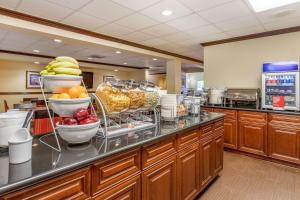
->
177, 143, 200, 200
199, 135, 214, 189
92, 148, 141, 195
1, 167, 91, 200
142, 155, 177, 200
214, 130, 224, 175
93, 175, 140, 200
239, 121, 267, 156
212, 108, 237, 149
268, 123, 300, 164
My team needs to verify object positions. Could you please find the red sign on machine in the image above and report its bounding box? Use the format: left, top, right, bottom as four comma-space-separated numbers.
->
272, 96, 285, 108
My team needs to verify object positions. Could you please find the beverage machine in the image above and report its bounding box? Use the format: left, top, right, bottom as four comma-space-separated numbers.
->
262, 61, 300, 111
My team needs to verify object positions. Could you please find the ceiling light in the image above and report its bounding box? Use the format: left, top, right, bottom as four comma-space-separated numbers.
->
54, 39, 63, 43
114, 69, 119, 72
152, 58, 158, 61
33, 49, 40, 53
149, 67, 153, 69
161, 10, 173, 16
87, 57, 93, 60
123, 62, 127, 65
34, 61, 40, 64
248, 0, 300, 12
115, 50, 122, 54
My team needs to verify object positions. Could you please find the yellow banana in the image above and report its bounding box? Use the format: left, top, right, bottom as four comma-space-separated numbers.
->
55, 56, 78, 66
53, 67, 82, 76
50, 61, 79, 69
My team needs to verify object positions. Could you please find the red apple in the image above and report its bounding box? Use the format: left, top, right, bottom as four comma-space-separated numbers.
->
62, 117, 77, 125
73, 108, 89, 121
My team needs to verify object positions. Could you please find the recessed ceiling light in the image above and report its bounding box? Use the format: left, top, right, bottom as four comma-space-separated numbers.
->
115, 50, 122, 54
114, 69, 119, 72
152, 58, 158, 61
161, 10, 173, 16
87, 57, 93, 60
149, 67, 153, 69
33, 49, 40, 53
34, 61, 40, 64
123, 62, 127, 65
248, 0, 300, 12
54, 38, 63, 43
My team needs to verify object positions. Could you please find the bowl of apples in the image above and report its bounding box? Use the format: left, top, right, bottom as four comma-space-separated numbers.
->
56, 108, 100, 144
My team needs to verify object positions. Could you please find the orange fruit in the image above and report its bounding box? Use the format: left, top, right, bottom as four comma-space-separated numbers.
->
50, 94, 59, 99
79, 92, 88, 98
58, 93, 71, 99
56, 87, 69, 93
76, 85, 86, 94
68, 86, 81, 98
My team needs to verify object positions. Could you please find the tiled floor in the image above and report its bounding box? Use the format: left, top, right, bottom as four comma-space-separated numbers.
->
199, 152, 300, 200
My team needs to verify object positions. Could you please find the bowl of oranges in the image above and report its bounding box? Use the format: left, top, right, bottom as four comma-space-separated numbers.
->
48, 85, 91, 117
43, 75, 82, 93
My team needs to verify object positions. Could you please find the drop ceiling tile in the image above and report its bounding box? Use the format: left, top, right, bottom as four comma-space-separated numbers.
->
0, 0, 20, 10
0, 29, 7, 41
112, 0, 161, 11
198, 0, 252, 23
167, 13, 210, 31
162, 32, 195, 42
121, 32, 155, 42
95, 23, 133, 36
225, 25, 265, 37
255, 3, 300, 23
80, 0, 133, 22
197, 32, 230, 43
215, 15, 262, 31
141, 24, 179, 36
115, 13, 158, 30
61, 12, 107, 30
140, 0, 193, 22
263, 17, 300, 31
140, 38, 169, 47
46, 0, 91, 10
185, 25, 222, 37
179, 0, 232, 12
17, 0, 74, 21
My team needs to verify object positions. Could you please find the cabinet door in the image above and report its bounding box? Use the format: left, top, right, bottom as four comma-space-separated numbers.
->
93, 175, 140, 200
223, 119, 238, 149
268, 124, 300, 164
239, 121, 267, 156
177, 143, 199, 200
200, 136, 214, 189
214, 131, 224, 175
142, 155, 176, 200
1, 167, 91, 200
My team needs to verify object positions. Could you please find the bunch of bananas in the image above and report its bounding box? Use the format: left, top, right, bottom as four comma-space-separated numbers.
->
40, 56, 82, 76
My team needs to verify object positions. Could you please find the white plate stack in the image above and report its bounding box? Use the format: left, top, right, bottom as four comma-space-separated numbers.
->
160, 94, 179, 119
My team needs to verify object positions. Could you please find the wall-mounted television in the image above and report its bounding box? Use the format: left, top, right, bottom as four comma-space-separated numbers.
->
82, 72, 94, 89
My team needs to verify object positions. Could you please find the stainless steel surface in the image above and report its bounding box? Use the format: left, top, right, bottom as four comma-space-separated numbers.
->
224, 88, 260, 109
0, 112, 224, 195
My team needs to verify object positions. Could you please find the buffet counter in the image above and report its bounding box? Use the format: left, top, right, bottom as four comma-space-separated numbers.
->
202, 104, 300, 168
0, 112, 224, 199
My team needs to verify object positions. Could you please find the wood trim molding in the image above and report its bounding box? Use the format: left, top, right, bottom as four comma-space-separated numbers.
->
201, 26, 300, 46
0, 7, 203, 64
0, 49, 147, 69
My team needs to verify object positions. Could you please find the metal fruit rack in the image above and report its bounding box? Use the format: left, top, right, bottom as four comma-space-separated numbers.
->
38, 77, 101, 153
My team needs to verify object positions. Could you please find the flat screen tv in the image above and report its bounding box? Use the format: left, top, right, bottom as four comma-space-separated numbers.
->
82, 72, 93, 89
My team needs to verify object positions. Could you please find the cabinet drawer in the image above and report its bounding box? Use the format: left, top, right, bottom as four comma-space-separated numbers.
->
269, 114, 300, 124
177, 129, 199, 150
92, 148, 141, 195
200, 123, 213, 139
2, 167, 91, 200
214, 119, 224, 130
238, 111, 267, 122
213, 108, 237, 120
93, 175, 141, 200
142, 137, 176, 169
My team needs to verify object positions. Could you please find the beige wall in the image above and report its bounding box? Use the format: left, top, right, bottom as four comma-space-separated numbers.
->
204, 32, 300, 88
0, 60, 145, 107
147, 74, 167, 90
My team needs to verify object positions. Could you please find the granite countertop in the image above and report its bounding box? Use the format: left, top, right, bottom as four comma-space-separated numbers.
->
202, 104, 300, 115
0, 112, 224, 195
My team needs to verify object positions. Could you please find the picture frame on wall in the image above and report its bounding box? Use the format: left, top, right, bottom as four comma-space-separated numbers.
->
26, 71, 41, 89
103, 75, 114, 83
